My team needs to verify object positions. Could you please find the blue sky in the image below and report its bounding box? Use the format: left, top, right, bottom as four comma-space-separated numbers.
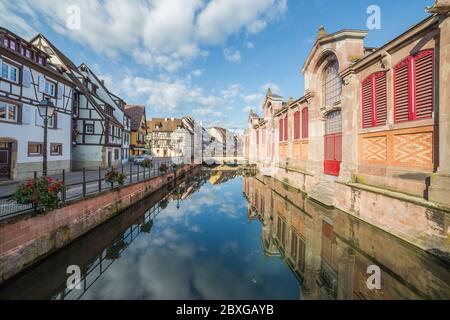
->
0, 0, 432, 130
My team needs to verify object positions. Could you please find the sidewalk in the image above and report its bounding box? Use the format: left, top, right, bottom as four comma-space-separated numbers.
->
0, 158, 173, 198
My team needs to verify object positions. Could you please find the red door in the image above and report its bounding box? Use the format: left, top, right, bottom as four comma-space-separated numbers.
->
324, 133, 342, 176
324, 111, 342, 176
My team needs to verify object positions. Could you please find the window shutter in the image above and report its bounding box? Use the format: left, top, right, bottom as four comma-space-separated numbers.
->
302, 107, 309, 139
414, 50, 434, 120
23, 69, 32, 88
394, 58, 410, 123
35, 109, 43, 126
375, 72, 387, 126
284, 115, 288, 141
256, 129, 259, 145
22, 106, 31, 124
294, 111, 300, 140
54, 112, 58, 129
279, 118, 283, 142
362, 77, 373, 128
38, 76, 46, 93
57, 83, 64, 100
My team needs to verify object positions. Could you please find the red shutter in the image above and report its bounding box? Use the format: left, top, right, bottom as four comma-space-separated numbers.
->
414, 50, 434, 120
362, 77, 373, 128
284, 115, 288, 141
256, 129, 259, 145
302, 107, 309, 139
375, 72, 387, 125
394, 58, 411, 123
294, 111, 300, 140
279, 118, 283, 142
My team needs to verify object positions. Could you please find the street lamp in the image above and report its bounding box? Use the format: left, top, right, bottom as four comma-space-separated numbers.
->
37, 99, 56, 177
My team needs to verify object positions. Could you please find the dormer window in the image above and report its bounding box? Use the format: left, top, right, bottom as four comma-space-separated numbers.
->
3, 38, 17, 51
36, 55, 45, 65
21, 47, 33, 59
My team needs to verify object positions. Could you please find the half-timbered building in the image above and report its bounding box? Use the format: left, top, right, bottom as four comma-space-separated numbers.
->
31, 34, 129, 169
0, 28, 75, 180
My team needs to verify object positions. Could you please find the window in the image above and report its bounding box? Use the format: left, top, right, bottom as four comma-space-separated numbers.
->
394, 50, 434, 123
301, 107, 309, 139
291, 231, 298, 261
1, 62, 19, 83
85, 124, 94, 134
50, 143, 62, 156
44, 81, 56, 97
362, 72, 387, 128
28, 143, 43, 156
0, 102, 18, 123
284, 115, 288, 141
114, 149, 119, 160
323, 60, 342, 107
279, 118, 283, 142
21, 47, 33, 59
294, 111, 300, 140
3, 38, 17, 51
36, 55, 45, 65
256, 129, 259, 145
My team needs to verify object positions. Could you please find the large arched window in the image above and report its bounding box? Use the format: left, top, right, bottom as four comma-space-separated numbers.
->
323, 60, 342, 107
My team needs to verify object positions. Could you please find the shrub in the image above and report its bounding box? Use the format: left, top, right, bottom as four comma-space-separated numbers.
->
11, 177, 66, 213
141, 159, 152, 168
105, 167, 127, 187
159, 163, 168, 174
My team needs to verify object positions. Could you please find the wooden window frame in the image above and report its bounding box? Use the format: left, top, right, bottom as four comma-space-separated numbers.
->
85, 123, 95, 134
362, 72, 387, 128
28, 142, 43, 157
50, 143, 63, 156
394, 49, 434, 123
0, 100, 21, 124
301, 107, 309, 139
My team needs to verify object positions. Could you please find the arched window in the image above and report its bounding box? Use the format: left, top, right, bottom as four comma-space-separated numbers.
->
323, 60, 342, 107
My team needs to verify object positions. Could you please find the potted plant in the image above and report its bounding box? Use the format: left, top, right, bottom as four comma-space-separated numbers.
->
141, 159, 152, 168
105, 167, 127, 188
159, 163, 168, 174
11, 177, 66, 213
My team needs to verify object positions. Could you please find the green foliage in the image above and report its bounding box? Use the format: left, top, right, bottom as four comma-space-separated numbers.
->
159, 163, 168, 173
141, 159, 153, 168
105, 167, 127, 187
11, 177, 66, 212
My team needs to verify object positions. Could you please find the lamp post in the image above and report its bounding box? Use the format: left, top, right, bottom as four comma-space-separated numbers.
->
37, 99, 56, 177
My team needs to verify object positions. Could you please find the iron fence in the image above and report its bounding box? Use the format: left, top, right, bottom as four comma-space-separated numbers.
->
0, 159, 176, 221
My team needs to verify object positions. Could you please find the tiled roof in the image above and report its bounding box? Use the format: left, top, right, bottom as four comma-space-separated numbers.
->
147, 117, 182, 133
125, 105, 146, 131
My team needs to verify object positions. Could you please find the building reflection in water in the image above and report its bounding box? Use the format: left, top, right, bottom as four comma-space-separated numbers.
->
243, 173, 450, 300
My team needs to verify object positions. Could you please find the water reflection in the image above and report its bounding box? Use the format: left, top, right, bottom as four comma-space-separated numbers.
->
244, 173, 450, 300
0, 170, 449, 300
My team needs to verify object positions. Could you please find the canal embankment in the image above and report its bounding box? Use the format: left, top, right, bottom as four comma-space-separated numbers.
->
0, 164, 199, 283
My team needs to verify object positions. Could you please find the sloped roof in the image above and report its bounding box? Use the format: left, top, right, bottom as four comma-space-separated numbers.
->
147, 118, 182, 133
125, 105, 146, 131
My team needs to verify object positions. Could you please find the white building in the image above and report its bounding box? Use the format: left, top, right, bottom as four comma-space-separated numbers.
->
0, 27, 75, 180
32, 35, 129, 169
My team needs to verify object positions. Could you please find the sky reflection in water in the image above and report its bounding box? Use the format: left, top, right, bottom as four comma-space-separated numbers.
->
79, 177, 300, 300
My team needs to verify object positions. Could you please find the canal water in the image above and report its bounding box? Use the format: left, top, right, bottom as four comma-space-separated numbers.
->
0, 170, 449, 300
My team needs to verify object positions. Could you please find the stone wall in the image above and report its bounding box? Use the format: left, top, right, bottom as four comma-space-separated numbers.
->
0, 164, 197, 283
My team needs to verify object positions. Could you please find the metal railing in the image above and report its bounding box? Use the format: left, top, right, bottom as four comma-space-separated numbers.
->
0, 160, 175, 221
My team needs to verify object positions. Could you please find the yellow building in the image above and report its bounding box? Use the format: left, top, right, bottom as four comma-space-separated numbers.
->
125, 105, 148, 156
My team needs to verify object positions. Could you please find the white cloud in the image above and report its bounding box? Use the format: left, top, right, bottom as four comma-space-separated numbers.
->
191, 69, 204, 77
261, 82, 281, 94
242, 106, 253, 113
221, 84, 243, 99
2, 0, 288, 72
245, 41, 255, 49
243, 94, 263, 104
223, 48, 241, 63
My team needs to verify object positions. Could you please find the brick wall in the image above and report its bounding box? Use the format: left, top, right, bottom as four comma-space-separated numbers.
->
0, 164, 197, 283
